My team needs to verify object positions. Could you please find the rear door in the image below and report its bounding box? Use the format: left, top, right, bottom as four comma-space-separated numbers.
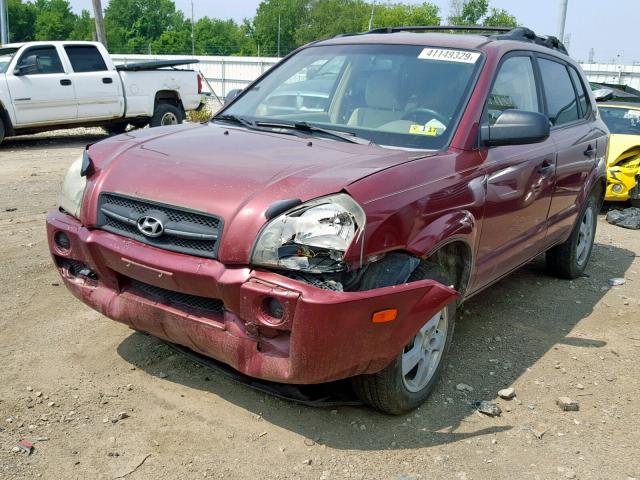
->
537, 56, 602, 244
64, 44, 122, 120
473, 54, 557, 286
6, 45, 77, 125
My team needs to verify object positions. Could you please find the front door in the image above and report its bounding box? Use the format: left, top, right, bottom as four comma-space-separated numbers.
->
472, 55, 556, 288
6, 45, 77, 125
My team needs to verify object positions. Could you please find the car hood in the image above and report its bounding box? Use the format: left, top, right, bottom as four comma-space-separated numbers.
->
84, 123, 422, 263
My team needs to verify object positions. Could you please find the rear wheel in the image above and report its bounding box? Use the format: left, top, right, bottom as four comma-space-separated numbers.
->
546, 194, 597, 279
151, 103, 183, 127
351, 262, 456, 415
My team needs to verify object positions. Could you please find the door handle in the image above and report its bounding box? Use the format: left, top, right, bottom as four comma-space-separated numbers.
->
103, 77, 113, 84
537, 159, 555, 175
60, 79, 72, 86
584, 145, 595, 157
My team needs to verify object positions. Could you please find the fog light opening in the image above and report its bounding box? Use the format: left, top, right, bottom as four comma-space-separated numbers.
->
612, 184, 623, 193
263, 297, 284, 321
54, 231, 71, 251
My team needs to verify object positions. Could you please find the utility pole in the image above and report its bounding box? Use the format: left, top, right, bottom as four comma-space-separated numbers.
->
92, 0, 107, 47
0, 0, 8, 45
557, 0, 568, 43
191, 0, 195, 56
368, 1, 375, 31
277, 14, 281, 57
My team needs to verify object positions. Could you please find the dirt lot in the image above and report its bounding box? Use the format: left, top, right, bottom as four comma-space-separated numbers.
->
0, 129, 639, 480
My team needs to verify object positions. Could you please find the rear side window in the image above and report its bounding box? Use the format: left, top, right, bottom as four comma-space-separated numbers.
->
568, 67, 590, 118
487, 56, 540, 125
538, 58, 579, 126
17, 46, 64, 75
65, 45, 108, 73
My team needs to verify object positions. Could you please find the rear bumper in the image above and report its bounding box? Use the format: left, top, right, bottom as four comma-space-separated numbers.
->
47, 211, 458, 384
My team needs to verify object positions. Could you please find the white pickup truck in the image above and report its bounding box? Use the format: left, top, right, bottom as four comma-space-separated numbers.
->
0, 41, 205, 145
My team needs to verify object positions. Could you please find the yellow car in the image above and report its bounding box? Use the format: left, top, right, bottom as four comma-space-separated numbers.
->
599, 102, 640, 206
598, 102, 640, 206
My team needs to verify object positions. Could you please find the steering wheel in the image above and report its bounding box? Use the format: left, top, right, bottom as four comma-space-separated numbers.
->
401, 108, 449, 126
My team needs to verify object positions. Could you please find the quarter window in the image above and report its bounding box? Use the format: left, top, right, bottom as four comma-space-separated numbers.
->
17, 46, 64, 75
487, 56, 540, 125
568, 67, 590, 118
64, 45, 108, 73
539, 58, 579, 126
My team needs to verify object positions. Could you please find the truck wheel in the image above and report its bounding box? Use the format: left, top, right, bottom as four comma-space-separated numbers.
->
104, 121, 129, 135
546, 194, 597, 279
351, 262, 456, 415
0, 116, 5, 145
151, 104, 183, 127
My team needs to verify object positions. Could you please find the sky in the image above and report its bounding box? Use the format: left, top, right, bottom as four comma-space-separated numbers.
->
69, 0, 638, 64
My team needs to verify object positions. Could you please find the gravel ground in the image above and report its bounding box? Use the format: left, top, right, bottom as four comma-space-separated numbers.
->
0, 128, 639, 480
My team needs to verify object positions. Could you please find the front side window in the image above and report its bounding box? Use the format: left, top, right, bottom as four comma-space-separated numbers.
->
599, 106, 640, 135
539, 58, 579, 126
221, 44, 483, 150
486, 56, 540, 125
65, 45, 108, 73
17, 46, 64, 75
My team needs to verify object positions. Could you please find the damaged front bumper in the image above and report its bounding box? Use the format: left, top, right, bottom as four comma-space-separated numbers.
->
46, 211, 458, 384
606, 164, 640, 202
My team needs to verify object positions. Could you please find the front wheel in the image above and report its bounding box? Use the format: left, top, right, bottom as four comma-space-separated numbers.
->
150, 103, 183, 127
351, 263, 456, 415
546, 194, 597, 279
0, 116, 5, 145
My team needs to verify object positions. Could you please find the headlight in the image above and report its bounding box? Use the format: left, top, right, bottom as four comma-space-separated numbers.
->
59, 155, 87, 219
251, 193, 366, 273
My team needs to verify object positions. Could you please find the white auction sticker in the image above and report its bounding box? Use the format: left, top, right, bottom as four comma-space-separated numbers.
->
418, 48, 480, 64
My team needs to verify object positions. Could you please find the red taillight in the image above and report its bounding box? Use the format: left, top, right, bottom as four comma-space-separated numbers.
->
197, 74, 203, 94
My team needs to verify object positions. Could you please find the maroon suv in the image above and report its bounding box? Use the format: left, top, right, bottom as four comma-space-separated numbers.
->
47, 27, 608, 414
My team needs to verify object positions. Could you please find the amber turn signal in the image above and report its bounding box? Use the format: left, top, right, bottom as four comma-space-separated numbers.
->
372, 309, 398, 323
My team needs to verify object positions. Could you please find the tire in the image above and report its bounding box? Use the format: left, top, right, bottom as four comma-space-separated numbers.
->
150, 103, 183, 128
351, 262, 456, 415
546, 194, 597, 279
631, 198, 640, 208
0, 116, 5, 146
104, 121, 129, 135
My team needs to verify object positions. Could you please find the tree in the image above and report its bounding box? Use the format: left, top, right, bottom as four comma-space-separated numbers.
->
483, 8, 517, 27
33, 0, 77, 40
7, 0, 37, 42
448, 0, 517, 27
252, 0, 309, 56
372, 2, 441, 29
70, 9, 95, 41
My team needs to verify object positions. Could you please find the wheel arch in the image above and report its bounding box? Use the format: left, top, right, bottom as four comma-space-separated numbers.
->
0, 101, 15, 136
154, 90, 184, 111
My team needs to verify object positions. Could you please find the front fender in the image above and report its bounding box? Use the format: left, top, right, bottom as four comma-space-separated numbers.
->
404, 210, 477, 259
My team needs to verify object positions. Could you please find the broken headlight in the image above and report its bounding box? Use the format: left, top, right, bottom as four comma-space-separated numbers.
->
251, 194, 366, 273
59, 154, 88, 219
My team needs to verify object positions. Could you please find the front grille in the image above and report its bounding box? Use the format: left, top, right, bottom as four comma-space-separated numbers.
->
127, 278, 224, 315
96, 193, 222, 259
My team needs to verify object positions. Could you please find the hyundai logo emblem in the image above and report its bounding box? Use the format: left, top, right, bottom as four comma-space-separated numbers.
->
137, 215, 164, 238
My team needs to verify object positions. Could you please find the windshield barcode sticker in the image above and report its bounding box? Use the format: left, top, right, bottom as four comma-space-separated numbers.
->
418, 48, 480, 64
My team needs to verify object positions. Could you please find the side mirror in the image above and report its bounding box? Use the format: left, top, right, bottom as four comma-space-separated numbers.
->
481, 110, 550, 147
224, 89, 242, 105
14, 55, 40, 76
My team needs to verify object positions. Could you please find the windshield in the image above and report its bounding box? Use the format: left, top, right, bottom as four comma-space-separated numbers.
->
600, 106, 640, 135
0, 48, 18, 74
221, 44, 482, 150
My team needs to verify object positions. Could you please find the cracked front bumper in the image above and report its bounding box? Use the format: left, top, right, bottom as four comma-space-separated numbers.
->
46, 211, 458, 384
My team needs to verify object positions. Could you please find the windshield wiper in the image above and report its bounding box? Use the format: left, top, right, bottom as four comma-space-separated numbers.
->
255, 121, 373, 145
213, 114, 257, 129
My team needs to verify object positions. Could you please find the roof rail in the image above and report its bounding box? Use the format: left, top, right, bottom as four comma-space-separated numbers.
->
365, 25, 512, 35
341, 25, 569, 55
